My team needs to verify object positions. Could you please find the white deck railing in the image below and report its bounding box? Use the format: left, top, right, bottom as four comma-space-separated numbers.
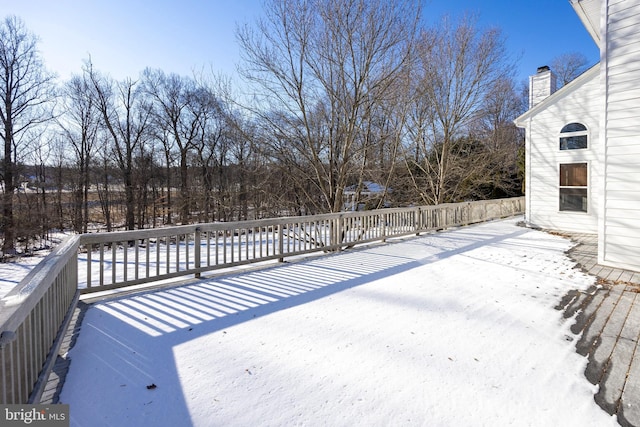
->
0, 197, 524, 403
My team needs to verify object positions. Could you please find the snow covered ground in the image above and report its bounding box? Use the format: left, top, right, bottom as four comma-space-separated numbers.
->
59, 218, 617, 426
0, 232, 71, 299
0, 253, 50, 299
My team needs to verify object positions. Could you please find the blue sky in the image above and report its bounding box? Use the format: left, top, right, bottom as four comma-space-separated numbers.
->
2, 0, 599, 85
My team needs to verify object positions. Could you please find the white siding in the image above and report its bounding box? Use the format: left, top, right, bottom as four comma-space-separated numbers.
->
525, 73, 600, 233
601, 0, 640, 271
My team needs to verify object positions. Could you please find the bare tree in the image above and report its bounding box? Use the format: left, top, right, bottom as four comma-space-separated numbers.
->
406, 15, 513, 204
0, 16, 55, 255
550, 52, 589, 87
238, 0, 421, 213
195, 74, 258, 221
87, 63, 150, 230
472, 76, 524, 198
49, 137, 67, 230
190, 85, 227, 222
59, 72, 100, 233
94, 136, 115, 231
227, 115, 256, 220
142, 69, 208, 224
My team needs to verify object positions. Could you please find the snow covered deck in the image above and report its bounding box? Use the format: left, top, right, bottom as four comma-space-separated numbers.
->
56, 219, 619, 426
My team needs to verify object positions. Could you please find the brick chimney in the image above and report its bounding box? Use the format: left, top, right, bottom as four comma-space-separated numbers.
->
529, 66, 557, 109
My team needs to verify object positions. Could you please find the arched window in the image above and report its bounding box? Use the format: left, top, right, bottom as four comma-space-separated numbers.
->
559, 122, 588, 150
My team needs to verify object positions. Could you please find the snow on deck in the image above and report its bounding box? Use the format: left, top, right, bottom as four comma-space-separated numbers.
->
58, 219, 618, 426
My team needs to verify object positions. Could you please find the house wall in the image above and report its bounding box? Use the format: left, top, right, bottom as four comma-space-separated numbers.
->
600, 0, 640, 271
525, 73, 600, 233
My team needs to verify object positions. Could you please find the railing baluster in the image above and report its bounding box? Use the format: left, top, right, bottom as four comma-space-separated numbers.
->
222, 232, 227, 264
123, 241, 128, 283
135, 239, 140, 281
206, 230, 211, 267
166, 236, 170, 274
259, 227, 264, 258
231, 230, 235, 264
278, 225, 284, 261
185, 233, 190, 270
99, 243, 104, 288
145, 238, 150, 280
112, 243, 117, 286
156, 238, 161, 277
195, 228, 201, 279
215, 231, 220, 266
86, 249, 92, 289
245, 229, 249, 261
253, 228, 257, 260
176, 234, 181, 272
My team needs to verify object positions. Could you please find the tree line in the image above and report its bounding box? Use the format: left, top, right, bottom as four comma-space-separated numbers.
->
1, 0, 546, 256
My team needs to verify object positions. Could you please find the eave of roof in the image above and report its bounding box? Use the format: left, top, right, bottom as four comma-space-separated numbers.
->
514, 64, 600, 127
570, 0, 601, 46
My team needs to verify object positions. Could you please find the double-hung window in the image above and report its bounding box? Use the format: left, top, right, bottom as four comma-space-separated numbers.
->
559, 163, 588, 212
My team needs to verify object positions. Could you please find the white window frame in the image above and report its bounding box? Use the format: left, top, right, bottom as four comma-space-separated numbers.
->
559, 162, 588, 213
559, 123, 588, 151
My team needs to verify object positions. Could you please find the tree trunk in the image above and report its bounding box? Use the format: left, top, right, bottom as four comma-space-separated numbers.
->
2, 129, 15, 255
124, 168, 135, 230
